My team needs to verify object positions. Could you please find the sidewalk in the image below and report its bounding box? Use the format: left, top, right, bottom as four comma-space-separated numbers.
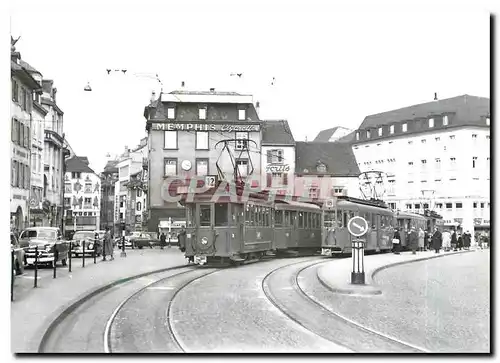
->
11, 248, 187, 353
317, 249, 473, 295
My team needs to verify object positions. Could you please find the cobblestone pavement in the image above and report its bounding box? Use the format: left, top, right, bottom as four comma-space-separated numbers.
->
311, 250, 490, 353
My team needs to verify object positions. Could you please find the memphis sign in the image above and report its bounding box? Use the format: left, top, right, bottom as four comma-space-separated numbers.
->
154, 123, 260, 132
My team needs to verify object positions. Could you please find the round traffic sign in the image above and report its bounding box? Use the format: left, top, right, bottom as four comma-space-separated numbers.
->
29, 198, 36, 207
347, 216, 369, 237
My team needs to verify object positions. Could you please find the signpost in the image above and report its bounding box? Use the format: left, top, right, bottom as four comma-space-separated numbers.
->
347, 216, 368, 285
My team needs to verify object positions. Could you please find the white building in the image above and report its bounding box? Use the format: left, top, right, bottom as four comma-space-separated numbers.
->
64, 156, 101, 234
260, 121, 295, 195
351, 94, 490, 243
294, 142, 362, 200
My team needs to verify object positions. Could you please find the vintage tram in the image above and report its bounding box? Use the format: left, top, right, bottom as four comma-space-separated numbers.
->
321, 196, 396, 256
395, 211, 427, 249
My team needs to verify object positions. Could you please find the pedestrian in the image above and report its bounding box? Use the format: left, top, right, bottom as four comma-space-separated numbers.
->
167, 232, 172, 248
457, 233, 463, 250
103, 227, 114, 261
424, 231, 429, 251
418, 227, 425, 252
451, 229, 458, 251
463, 230, 471, 250
392, 228, 401, 254
178, 226, 187, 253
431, 227, 442, 253
160, 232, 166, 250
409, 227, 418, 254
442, 229, 451, 252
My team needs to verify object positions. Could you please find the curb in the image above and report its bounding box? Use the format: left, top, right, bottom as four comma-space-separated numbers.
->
317, 249, 473, 296
28, 264, 188, 353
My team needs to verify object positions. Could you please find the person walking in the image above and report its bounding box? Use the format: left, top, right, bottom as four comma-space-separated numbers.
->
103, 227, 114, 261
463, 230, 471, 250
431, 227, 442, 253
424, 231, 430, 251
451, 230, 458, 251
418, 228, 425, 252
178, 226, 187, 253
442, 229, 451, 252
160, 232, 166, 250
392, 228, 401, 254
409, 227, 418, 254
457, 233, 463, 250
167, 232, 172, 248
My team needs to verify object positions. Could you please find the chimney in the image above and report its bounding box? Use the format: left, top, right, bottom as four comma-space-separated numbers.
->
181, 81, 185, 88
255, 101, 260, 116
210, 88, 215, 93
150, 91, 156, 104
434, 92, 438, 101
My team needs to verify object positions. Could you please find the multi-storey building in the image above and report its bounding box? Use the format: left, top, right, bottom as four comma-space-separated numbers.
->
100, 159, 119, 235
41, 79, 65, 228
143, 89, 262, 231
126, 170, 148, 232
351, 95, 490, 243
64, 156, 101, 236
10, 48, 40, 231
260, 120, 295, 195
294, 142, 362, 200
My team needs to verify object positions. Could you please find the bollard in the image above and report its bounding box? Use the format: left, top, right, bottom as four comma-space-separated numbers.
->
34, 246, 39, 288
82, 240, 86, 268
120, 235, 127, 257
69, 241, 72, 272
53, 248, 58, 279
11, 250, 15, 302
94, 233, 98, 264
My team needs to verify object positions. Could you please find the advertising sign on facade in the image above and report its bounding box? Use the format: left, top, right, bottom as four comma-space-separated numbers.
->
153, 123, 260, 132
265, 164, 290, 173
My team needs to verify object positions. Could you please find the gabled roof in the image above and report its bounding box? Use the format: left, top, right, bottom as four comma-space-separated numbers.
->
359, 94, 490, 130
79, 157, 89, 165
66, 156, 94, 173
261, 120, 295, 145
103, 160, 119, 173
313, 127, 340, 142
11, 60, 41, 90
18, 59, 41, 76
295, 142, 360, 176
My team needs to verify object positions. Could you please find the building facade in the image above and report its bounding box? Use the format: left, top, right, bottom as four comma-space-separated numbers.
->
10, 50, 40, 231
351, 95, 490, 243
294, 142, 362, 200
260, 120, 295, 196
64, 156, 101, 236
143, 89, 262, 231
100, 159, 119, 235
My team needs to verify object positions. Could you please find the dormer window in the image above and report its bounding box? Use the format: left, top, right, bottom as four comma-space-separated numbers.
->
443, 115, 449, 126
367, 130, 371, 138
429, 118, 434, 128
390, 125, 394, 134
486, 117, 490, 126
167, 107, 175, 120
238, 109, 246, 121
378, 127, 382, 136
356, 132, 360, 141
402, 123, 407, 132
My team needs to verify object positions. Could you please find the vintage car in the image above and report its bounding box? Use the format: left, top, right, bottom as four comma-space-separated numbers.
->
70, 231, 102, 257
19, 227, 69, 268
116, 235, 133, 249
130, 232, 160, 249
11, 232, 25, 275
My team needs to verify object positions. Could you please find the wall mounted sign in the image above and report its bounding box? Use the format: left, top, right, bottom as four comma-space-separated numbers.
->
265, 164, 290, 173
153, 123, 260, 132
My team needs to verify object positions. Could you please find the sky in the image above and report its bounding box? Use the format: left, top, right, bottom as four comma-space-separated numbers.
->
7, 0, 492, 174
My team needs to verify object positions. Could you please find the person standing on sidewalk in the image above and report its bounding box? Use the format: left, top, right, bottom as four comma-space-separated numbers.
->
103, 227, 114, 261
160, 232, 166, 250
409, 227, 418, 254
392, 228, 401, 254
418, 228, 425, 252
431, 227, 442, 253
451, 229, 458, 251
442, 229, 451, 252
463, 230, 471, 250
178, 226, 186, 253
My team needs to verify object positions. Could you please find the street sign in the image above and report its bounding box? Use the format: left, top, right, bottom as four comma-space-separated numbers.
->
347, 216, 368, 237
29, 198, 36, 207
205, 175, 217, 188
324, 197, 336, 208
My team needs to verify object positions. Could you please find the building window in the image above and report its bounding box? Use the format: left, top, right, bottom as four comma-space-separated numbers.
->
435, 203, 443, 209
367, 130, 371, 138
449, 135, 455, 140
238, 109, 246, 121
472, 157, 478, 168
481, 203, 485, 208
235, 132, 249, 150
486, 117, 490, 126
164, 131, 177, 149
429, 118, 434, 128
421, 139, 426, 144
378, 127, 382, 136
390, 125, 394, 134
423, 203, 429, 209
196, 159, 209, 176
71, 172, 81, 179
450, 178, 456, 181
356, 132, 359, 140
136, 202, 142, 211
443, 115, 449, 125
267, 149, 284, 163
167, 107, 175, 119
435, 137, 440, 142
119, 213, 124, 220
84, 183, 92, 193
406, 204, 412, 210
456, 203, 463, 209
402, 123, 407, 132
388, 180, 395, 194
12, 79, 19, 102
408, 161, 414, 166
473, 202, 478, 208
421, 180, 427, 184
435, 158, 441, 170
236, 159, 248, 177
472, 134, 477, 139
199, 107, 207, 120
164, 159, 177, 176
446, 203, 453, 209
414, 204, 420, 209
421, 159, 427, 166
196, 131, 209, 150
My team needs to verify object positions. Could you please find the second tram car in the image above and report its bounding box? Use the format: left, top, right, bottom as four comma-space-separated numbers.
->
321, 197, 396, 256
395, 211, 427, 249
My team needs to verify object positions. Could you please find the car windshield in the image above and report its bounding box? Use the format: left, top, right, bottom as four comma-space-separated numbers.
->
20, 229, 56, 239
74, 232, 95, 240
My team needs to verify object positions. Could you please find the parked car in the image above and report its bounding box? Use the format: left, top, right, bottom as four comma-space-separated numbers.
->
131, 232, 160, 249
123, 232, 142, 248
11, 232, 25, 275
116, 236, 133, 249
71, 231, 102, 257
19, 227, 69, 268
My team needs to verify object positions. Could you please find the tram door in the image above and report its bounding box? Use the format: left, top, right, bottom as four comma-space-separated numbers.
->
322, 210, 337, 248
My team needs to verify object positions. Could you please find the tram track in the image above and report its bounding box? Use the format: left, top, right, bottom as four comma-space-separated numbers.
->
262, 259, 429, 353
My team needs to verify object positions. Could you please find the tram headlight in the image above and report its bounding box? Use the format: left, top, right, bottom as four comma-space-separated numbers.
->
201, 237, 208, 245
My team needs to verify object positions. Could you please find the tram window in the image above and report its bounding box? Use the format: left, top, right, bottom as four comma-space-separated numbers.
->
380, 216, 385, 228
298, 212, 304, 229
342, 212, 348, 228
312, 213, 316, 228
214, 203, 229, 227
275, 210, 283, 227
199, 205, 211, 227
263, 207, 269, 227
371, 214, 377, 229
245, 205, 253, 225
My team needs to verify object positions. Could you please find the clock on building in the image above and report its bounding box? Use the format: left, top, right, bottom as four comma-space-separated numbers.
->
181, 160, 192, 171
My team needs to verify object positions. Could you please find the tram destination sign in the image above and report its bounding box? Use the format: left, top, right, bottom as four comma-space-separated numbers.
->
347, 216, 369, 237
153, 122, 260, 132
